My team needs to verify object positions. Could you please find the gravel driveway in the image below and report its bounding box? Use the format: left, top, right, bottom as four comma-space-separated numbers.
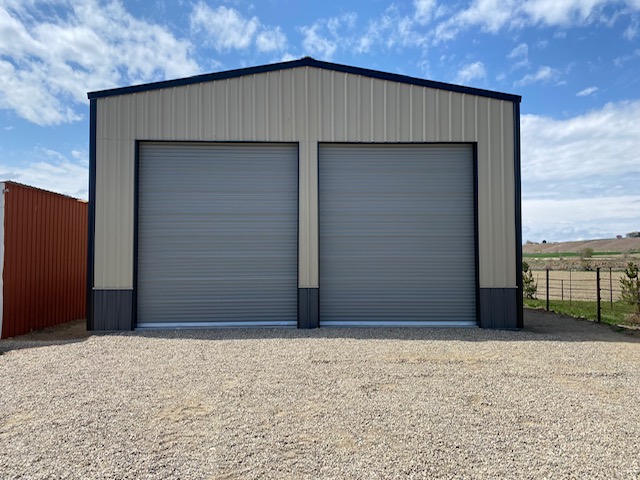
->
1, 310, 639, 479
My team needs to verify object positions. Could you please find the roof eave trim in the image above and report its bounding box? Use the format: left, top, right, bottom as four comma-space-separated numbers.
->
87, 57, 521, 103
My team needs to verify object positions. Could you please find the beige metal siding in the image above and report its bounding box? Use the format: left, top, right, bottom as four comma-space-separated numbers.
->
94, 66, 517, 290
94, 138, 134, 288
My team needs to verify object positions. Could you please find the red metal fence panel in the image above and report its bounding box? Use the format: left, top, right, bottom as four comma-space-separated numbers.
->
1, 182, 87, 338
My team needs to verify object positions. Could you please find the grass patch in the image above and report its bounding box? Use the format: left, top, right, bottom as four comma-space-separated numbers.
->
524, 298, 638, 326
523, 251, 621, 258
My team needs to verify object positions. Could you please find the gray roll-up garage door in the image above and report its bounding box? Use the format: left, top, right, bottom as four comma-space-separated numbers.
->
319, 144, 476, 326
137, 142, 298, 328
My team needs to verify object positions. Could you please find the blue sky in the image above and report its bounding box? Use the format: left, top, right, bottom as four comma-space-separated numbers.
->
1, 0, 639, 242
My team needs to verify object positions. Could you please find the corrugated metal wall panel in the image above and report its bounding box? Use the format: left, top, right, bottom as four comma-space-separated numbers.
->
438, 90, 450, 141
94, 66, 517, 290
424, 88, 437, 141
1, 182, 87, 338
136, 143, 298, 326
490, 99, 505, 285
319, 144, 476, 325
398, 84, 411, 142
476, 97, 493, 286
475, 98, 517, 288
451, 92, 464, 142
463, 94, 477, 141
298, 140, 319, 287
500, 100, 516, 285
94, 138, 134, 288
409, 86, 421, 141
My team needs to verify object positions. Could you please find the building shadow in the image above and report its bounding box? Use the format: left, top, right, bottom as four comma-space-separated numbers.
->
1, 310, 638, 354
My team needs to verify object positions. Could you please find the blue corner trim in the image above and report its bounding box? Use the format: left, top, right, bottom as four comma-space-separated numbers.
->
514, 102, 523, 329
87, 57, 521, 103
87, 98, 97, 330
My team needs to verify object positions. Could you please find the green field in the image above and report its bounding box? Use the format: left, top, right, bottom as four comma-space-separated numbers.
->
524, 298, 638, 326
523, 251, 622, 258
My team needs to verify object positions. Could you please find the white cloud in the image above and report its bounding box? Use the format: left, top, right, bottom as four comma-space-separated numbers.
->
190, 3, 259, 51
523, 196, 640, 242
623, 16, 639, 39
433, 0, 518, 42
414, 0, 438, 24
358, 5, 427, 53
577, 86, 598, 96
455, 61, 486, 83
458, 0, 516, 31
329, 12, 358, 32
515, 65, 558, 86
300, 13, 358, 60
507, 42, 529, 69
256, 27, 287, 52
522, 0, 610, 26
0, 148, 88, 199
279, 52, 297, 62
300, 23, 338, 60
521, 101, 640, 241
508, 42, 529, 59
614, 48, 640, 66
432, 0, 640, 43
0, 0, 200, 126
0, 59, 82, 125
71, 149, 86, 162
522, 101, 640, 182
190, 3, 287, 57
339, 0, 635, 53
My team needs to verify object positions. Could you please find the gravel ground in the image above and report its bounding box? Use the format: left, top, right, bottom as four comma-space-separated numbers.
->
1, 310, 639, 479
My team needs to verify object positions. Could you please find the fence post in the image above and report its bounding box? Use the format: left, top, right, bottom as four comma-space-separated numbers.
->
546, 269, 550, 311
610, 267, 613, 309
569, 269, 572, 306
596, 267, 601, 323
561, 279, 564, 301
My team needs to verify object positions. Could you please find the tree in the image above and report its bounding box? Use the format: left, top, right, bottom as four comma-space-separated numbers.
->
579, 247, 594, 271
579, 247, 594, 258
522, 261, 537, 299
626, 231, 640, 238
620, 262, 640, 313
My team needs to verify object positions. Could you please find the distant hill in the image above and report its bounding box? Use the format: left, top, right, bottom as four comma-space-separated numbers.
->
523, 238, 640, 254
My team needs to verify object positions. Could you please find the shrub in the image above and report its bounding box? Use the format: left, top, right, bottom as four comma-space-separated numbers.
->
522, 261, 537, 299
620, 262, 640, 313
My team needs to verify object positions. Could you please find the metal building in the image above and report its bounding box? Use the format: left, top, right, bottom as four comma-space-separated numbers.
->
0, 182, 87, 338
87, 57, 522, 330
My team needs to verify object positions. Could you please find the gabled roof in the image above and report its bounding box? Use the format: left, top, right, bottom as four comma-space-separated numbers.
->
87, 57, 521, 103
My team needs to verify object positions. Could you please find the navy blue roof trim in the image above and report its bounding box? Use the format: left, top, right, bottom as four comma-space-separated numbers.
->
87, 57, 521, 103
